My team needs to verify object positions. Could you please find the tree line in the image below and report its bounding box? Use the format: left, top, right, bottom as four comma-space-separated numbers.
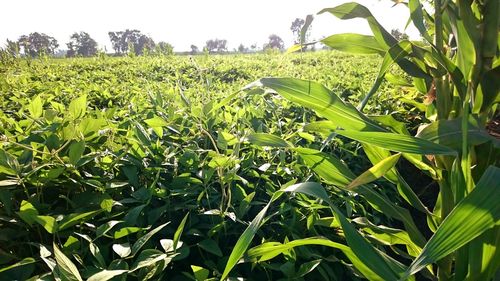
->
3, 17, 408, 57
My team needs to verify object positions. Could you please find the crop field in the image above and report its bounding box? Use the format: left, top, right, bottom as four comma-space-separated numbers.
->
0, 1, 499, 280
0, 52, 416, 280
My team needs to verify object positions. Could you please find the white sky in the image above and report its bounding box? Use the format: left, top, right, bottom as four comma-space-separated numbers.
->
0, 0, 418, 52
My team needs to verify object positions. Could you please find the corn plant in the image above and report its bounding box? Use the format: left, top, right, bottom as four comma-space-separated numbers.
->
223, 0, 499, 280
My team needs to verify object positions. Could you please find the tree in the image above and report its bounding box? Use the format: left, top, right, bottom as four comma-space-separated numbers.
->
190, 45, 199, 55
17, 32, 59, 57
205, 39, 227, 53
264, 34, 284, 51
66, 32, 98, 57
237, 44, 249, 53
108, 29, 155, 56
155, 42, 174, 55
391, 29, 409, 41
290, 18, 305, 44
5, 39, 20, 57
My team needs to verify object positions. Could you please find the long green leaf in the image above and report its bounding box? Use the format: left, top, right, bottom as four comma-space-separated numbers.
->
258, 78, 386, 132
246, 237, 386, 281
336, 130, 457, 155
405, 166, 500, 276
347, 153, 401, 189
221, 201, 272, 280
319, 2, 397, 49
321, 33, 385, 55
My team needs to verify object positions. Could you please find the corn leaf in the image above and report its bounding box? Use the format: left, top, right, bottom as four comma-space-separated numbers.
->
405, 166, 500, 276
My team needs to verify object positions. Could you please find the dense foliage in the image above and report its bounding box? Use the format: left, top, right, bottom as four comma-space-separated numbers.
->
0, 52, 420, 280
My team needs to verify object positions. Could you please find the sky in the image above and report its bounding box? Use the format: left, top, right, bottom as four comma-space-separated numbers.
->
0, 0, 419, 52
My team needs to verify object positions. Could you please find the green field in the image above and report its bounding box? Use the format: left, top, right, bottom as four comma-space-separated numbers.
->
1, 7, 499, 278
0, 52, 422, 280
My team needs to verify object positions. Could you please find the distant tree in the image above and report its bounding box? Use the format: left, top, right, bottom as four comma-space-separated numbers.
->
391, 29, 409, 41
17, 32, 59, 57
264, 34, 284, 51
155, 41, 174, 55
205, 39, 227, 53
237, 44, 249, 53
190, 44, 199, 55
108, 29, 155, 56
290, 18, 305, 44
250, 43, 258, 52
5, 39, 20, 57
66, 32, 98, 57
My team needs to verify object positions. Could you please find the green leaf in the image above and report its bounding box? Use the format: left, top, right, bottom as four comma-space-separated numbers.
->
221, 201, 272, 280
321, 33, 385, 55
68, 141, 85, 166
114, 227, 142, 239
58, 210, 101, 231
35, 215, 57, 234
416, 117, 497, 150
173, 213, 189, 252
191, 265, 210, 281
131, 222, 170, 257
319, 2, 396, 49
0, 258, 36, 273
248, 133, 291, 148
68, 95, 87, 119
283, 182, 403, 280
335, 130, 457, 155
297, 147, 426, 246
408, 0, 431, 42
16, 200, 38, 225
27, 95, 43, 119
405, 166, 500, 276
198, 239, 223, 257
258, 78, 386, 132
144, 116, 168, 127
245, 238, 383, 280
112, 243, 131, 258
130, 249, 169, 272
347, 153, 401, 189
53, 243, 83, 281
87, 270, 128, 281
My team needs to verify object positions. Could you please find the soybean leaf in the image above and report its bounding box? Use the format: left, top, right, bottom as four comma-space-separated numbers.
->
131, 222, 170, 257
68, 95, 87, 119
191, 265, 210, 281
173, 213, 189, 252
248, 133, 291, 148
144, 116, 168, 127
58, 210, 102, 231
130, 249, 169, 272
112, 243, 132, 258
283, 182, 403, 280
0, 258, 36, 273
68, 141, 85, 166
53, 243, 83, 281
87, 270, 128, 281
27, 95, 43, 119
198, 239, 223, 257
